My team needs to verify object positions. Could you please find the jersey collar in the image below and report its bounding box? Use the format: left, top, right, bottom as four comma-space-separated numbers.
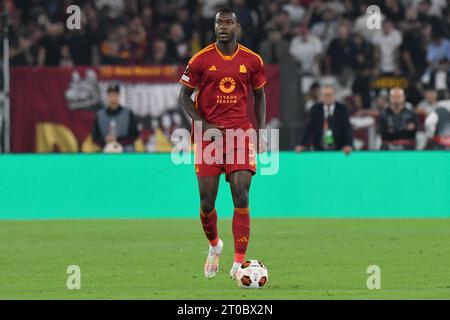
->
214, 43, 240, 61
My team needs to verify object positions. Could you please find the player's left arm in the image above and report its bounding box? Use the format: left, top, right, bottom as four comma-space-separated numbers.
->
251, 55, 268, 153
253, 87, 267, 153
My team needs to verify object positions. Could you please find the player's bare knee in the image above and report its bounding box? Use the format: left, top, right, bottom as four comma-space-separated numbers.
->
231, 188, 249, 208
199, 187, 218, 213
200, 199, 215, 214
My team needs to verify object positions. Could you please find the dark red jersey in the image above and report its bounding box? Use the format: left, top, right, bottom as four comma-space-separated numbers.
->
180, 43, 266, 129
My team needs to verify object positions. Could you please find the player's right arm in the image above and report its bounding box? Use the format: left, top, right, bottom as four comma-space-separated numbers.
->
179, 84, 202, 124
178, 84, 220, 132
179, 57, 221, 131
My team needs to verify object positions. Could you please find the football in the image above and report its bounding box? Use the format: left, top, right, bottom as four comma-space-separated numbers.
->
235, 260, 269, 289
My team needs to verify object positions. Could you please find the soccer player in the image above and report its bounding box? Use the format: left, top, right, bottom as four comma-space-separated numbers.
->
178, 7, 267, 279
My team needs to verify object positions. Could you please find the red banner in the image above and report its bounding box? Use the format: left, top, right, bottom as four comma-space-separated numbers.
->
11, 65, 280, 153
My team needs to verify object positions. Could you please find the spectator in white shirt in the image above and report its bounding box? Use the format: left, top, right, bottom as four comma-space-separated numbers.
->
421, 58, 450, 97
289, 26, 323, 76
282, 0, 306, 25
372, 20, 403, 74
310, 7, 337, 51
417, 87, 439, 115
424, 100, 450, 149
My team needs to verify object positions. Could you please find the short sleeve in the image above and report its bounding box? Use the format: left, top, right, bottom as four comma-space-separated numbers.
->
180, 59, 201, 89
250, 56, 266, 89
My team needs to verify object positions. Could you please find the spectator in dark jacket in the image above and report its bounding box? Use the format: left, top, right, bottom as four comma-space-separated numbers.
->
295, 85, 353, 154
379, 87, 418, 150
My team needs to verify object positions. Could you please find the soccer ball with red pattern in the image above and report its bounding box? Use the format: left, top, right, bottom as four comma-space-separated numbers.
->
235, 260, 268, 289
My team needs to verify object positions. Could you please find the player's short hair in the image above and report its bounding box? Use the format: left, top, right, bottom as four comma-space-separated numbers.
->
215, 7, 239, 22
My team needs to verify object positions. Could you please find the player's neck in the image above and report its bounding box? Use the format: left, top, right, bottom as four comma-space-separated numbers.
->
215, 41, 238, 56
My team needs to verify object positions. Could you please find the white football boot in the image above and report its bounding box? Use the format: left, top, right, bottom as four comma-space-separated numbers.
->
204, 239, 223, 279
229, 262, 241, 280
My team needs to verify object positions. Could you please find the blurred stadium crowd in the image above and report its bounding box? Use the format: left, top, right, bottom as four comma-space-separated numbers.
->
1, 0, 450, 151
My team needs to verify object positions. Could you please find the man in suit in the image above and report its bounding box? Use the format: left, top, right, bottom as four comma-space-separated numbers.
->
295, 85, 353, 154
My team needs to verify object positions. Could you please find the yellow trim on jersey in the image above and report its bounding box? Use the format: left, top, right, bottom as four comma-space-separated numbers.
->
214, 43, 241, 61
253, 80, 267, 89
188, 44, 215, 64
194, 90, 199, 109
179, 79, 196, 89
239, 45, 264, 66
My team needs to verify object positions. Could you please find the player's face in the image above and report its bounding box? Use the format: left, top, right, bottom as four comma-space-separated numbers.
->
214, 13, 239, 43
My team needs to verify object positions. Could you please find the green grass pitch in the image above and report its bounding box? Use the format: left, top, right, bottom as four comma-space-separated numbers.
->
1, 219, 449, 299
